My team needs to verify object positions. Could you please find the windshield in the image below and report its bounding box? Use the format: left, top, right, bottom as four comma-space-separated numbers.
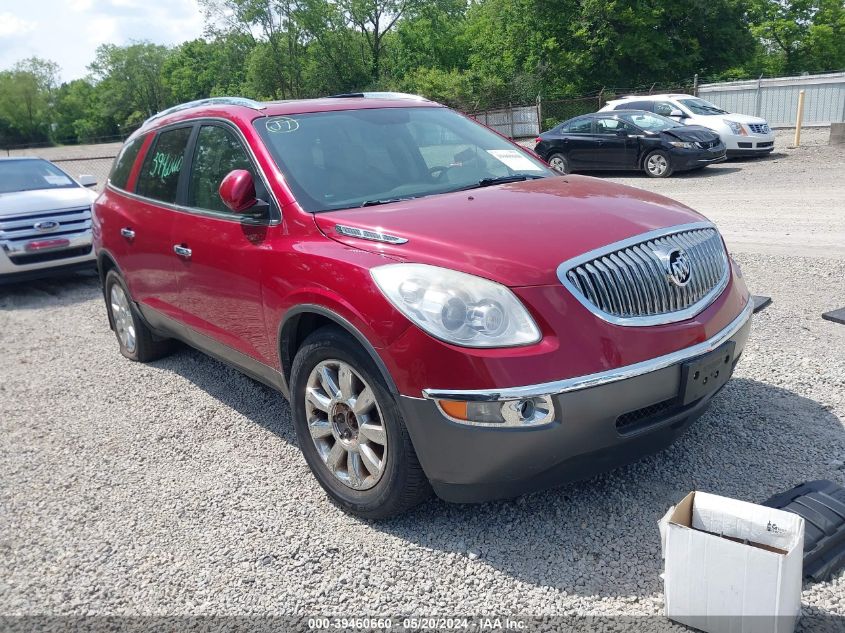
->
0, 159, 77, 194
679, 98, 729, 116
255, 107, 552, 212
617, 112, 683, 132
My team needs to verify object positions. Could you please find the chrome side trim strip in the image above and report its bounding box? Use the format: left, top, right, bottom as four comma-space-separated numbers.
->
556, 221, 730, 327
422, 296, 753, 402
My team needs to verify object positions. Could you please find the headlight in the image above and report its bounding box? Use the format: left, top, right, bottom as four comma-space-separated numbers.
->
371, 263, 541, 347
669, 141, 694, 149
723, 120, 746, 136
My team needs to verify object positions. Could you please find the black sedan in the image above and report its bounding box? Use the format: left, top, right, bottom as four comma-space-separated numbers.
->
534, 110, 726, 178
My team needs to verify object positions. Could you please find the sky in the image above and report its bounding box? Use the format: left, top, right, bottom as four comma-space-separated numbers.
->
0, 0, 205, 82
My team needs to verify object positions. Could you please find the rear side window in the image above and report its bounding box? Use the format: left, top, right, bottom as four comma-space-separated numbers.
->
615, 100, 654, 112
109, 136, 145, 190
188, 125, 257, 213
136, 126, 192, 204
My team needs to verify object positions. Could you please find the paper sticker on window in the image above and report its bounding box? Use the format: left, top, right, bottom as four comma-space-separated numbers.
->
266, 117, 299, 133
486, 149, 543, 171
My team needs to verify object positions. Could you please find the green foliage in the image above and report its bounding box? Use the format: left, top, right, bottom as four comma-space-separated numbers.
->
2, 0, 844, 147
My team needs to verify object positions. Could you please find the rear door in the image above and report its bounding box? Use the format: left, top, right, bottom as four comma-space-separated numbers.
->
558, 117, 596, 168
109, 126, 192, 320
167, 121, 276, 365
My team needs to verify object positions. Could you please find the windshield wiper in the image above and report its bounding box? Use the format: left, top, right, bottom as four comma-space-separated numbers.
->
360, 197, 416, 207
451, 174, 545, 193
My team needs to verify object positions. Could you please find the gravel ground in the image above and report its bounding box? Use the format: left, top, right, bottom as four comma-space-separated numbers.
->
1, 127, 844, 628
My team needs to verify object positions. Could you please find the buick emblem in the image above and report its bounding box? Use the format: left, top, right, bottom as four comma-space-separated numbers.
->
666, 247, 692, 287
34, 220, 60, 232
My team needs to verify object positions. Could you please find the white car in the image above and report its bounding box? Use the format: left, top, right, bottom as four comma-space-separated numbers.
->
0, 157, 98, 284
600, 94, 775, 157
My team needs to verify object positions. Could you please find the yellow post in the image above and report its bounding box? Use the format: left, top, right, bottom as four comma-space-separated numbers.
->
793, 90, 806, 147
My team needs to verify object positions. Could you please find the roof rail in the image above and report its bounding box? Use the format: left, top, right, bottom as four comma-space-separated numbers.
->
143, 97, 266, 126
326, 91, 429, 101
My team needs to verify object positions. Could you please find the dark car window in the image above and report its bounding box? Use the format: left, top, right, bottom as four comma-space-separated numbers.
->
188, 125, 257, 214
0, 159, 77, 194
595, 118, 636, 135
136, 126, 192, 204
109, 135, 145, 191
615, 101, 653, 112
562, 117, 593, 134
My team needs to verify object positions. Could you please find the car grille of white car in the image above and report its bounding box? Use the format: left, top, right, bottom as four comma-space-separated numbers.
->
561, 227, 729, 325
748, 123, 770, 134
0, 206, 92, 265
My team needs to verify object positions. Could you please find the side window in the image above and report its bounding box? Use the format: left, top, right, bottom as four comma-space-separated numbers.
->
616, 100, 653, 112
654, 101, 676, 117
109, 135, 145, 190
136, 126, 192, 204
188, 125, 257, 213
566, 117, 593, 134
595, 118, 636, 135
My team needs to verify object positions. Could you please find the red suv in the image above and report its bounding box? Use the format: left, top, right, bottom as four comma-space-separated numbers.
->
94, 95, 752, 518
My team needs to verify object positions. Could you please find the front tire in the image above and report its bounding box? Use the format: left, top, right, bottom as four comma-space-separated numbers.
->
104, 270, 175, 362
644, 150, 673, 178
290, 326, 431, 518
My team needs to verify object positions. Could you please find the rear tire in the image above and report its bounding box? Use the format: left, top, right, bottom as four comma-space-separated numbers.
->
104, 270, 175, 362
644, 150, 673, 178
547, 152, 570, 174
290, 326, 431, 518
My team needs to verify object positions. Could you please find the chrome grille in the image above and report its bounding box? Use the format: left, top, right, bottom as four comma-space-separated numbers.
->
559, 224, 729, 326
0, 206, 92, 265
748, 123, 770, 134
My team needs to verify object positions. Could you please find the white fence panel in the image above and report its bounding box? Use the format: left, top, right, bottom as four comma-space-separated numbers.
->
699, 71, 845, 127
471, 105, 539, 138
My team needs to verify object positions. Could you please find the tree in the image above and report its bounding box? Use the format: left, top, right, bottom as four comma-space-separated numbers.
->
0, 57, 59, 144
88, 42, 172, 128
748, 0, 845, 75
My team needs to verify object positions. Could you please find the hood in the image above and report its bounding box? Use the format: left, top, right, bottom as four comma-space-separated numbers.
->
662, 125, 720, 142
0, 187, 96, 218
313, 175, 707, 287
720, 112, 768, 125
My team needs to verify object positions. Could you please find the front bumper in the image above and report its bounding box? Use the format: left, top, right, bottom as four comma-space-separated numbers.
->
670, 146, 728, 171
399, 298, 753, 503
723, 132, 775, 155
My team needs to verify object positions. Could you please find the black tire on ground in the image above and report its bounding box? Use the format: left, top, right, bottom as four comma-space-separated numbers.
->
547, 152, 570, 174
643, 150, 674, 178
104, 269, 175, 362
290, 326, 432, 518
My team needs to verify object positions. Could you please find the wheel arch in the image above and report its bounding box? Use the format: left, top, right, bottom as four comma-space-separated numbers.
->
279, 305, 400, 395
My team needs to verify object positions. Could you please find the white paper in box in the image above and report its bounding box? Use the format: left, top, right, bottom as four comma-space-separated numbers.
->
661, 491, 805, 633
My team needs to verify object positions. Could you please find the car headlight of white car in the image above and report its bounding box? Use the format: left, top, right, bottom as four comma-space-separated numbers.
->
723, 120, 746, 136
371, 263, 541, 347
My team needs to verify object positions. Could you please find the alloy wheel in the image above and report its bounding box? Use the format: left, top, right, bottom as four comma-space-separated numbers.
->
304, 360, 388, 490
549, 156, 568, 174
647, 154, 669, 176
110, 284, 136, 353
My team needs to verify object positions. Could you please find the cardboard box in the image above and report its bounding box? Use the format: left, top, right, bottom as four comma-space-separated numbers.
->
660, 491, 805, 633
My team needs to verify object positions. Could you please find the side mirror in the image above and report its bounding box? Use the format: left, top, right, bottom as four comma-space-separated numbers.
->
616, 128, 629, 137
669, 109, 685, 118
219, 169, 258, 213
78, 174, 97, 188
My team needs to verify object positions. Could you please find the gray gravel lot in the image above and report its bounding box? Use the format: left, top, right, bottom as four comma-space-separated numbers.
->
2, 128, 844, 626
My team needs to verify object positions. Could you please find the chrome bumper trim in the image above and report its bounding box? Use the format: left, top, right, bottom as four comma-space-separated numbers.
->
422, 297, 753, 403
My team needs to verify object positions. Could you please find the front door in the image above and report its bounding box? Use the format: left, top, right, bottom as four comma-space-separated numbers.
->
593, 118, 639, 169
168, 122, 275, 365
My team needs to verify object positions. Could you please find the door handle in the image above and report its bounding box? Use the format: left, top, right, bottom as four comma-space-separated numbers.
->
120, 227, 135, 239
173, 244, 192, 259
